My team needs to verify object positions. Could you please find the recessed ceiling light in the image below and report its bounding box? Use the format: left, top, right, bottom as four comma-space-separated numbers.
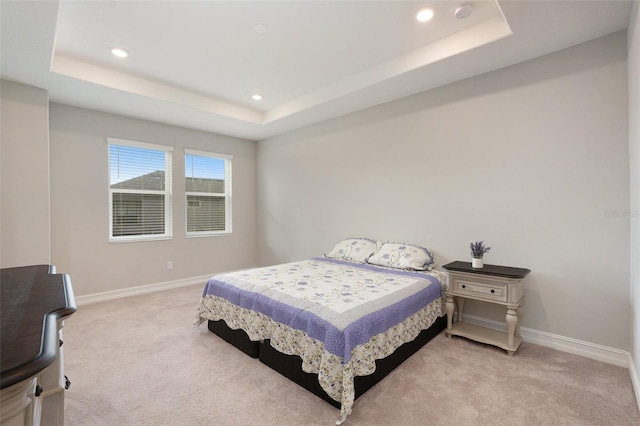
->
415, 8, 434, 22
111, 47, 129, 58
252, 94, 263, 101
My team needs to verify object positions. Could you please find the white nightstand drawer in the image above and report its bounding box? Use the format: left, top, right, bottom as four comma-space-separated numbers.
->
453, 280, 507, 302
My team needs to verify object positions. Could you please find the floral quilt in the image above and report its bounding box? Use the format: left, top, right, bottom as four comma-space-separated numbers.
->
195, 258, 445, 419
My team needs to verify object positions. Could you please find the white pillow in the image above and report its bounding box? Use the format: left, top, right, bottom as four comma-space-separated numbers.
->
325, 238, 379, 263
367, 242, 436, 271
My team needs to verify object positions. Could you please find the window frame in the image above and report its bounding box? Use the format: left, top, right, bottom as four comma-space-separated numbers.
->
184, 148, 233, 237
108, 137, 173, 243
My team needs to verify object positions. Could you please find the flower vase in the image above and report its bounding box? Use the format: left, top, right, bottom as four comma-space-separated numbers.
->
472, 258, 483, 268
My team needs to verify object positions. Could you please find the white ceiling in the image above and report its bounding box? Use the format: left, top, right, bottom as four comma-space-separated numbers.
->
0, 1, 633, 141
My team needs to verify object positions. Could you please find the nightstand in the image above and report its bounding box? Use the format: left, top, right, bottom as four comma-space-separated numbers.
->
442, 261, 531, 356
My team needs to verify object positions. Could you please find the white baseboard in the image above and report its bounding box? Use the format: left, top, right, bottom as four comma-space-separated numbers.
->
629, 355, 640, 414
455, 313, 630, 368
75, 274, 213, 306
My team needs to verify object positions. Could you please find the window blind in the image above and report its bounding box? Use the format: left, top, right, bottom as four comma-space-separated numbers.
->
185, 149, 232, 236
108, 138, 173, 241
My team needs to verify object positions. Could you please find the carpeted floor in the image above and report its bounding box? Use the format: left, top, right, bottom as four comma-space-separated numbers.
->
62, 284, 640, 426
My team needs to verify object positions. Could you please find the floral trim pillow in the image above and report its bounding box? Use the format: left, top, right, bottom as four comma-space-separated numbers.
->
367, 242, 436, 271
325, 238, 379, 263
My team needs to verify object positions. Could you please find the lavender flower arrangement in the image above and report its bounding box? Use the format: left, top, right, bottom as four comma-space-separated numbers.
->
470, 241, 491, 259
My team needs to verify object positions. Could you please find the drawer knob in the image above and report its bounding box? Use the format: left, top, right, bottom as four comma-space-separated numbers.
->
491, 289, 495, 294
461, 284, 466, 289
65, 375, 71, 390
35, 385, 43, 397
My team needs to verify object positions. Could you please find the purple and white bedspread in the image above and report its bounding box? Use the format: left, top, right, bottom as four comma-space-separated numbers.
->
195, 257, 445, 420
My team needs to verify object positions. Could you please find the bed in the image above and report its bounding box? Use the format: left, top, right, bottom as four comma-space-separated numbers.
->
195, 239, 446, 424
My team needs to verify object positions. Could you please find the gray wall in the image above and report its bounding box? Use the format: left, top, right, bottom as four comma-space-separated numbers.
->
257, 32, 630, 350
629, 2, 640, 375
49, 104, 257, 296
0, 80, 51, 267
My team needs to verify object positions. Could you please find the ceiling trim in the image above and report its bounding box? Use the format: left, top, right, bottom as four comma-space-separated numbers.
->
51, 55, 263, 124
265, 14, 512, 124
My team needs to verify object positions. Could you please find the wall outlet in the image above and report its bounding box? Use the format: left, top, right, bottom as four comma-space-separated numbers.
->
167, 261, 173, 270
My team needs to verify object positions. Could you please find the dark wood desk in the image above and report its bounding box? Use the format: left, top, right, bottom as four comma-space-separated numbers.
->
1, 265, 76, 389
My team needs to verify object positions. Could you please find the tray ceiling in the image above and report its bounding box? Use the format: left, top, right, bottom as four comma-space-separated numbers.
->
0, 1, 632, 140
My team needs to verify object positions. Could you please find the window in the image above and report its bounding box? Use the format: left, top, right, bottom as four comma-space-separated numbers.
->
185, 149, 232, 236
108, 138, 173, 242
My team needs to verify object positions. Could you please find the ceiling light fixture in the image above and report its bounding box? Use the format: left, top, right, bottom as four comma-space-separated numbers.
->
415, 8, 434, 22
111, 47, 129, 58
252, 94, 263, 101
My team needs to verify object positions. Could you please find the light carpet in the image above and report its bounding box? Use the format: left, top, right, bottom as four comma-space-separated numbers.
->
62, 284, 640, 425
